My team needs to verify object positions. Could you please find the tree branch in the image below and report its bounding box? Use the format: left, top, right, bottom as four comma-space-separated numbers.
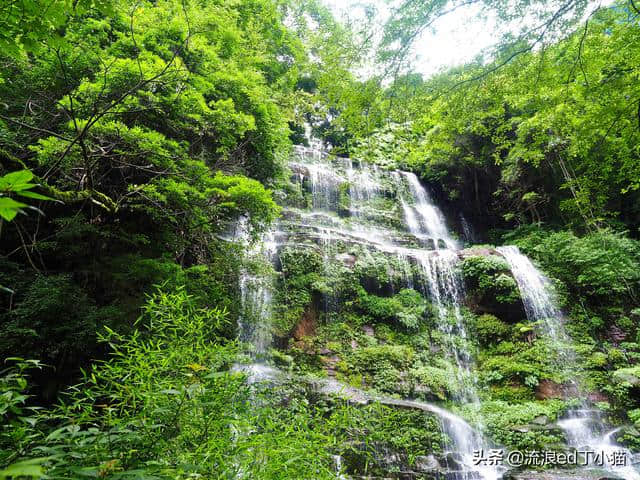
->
0, 113, 74, 142
1, 148, 118, 213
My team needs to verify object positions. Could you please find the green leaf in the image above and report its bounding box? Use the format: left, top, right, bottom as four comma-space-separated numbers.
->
0, 170, 34, 192
17, 190, 54, 201
0, 458, 47, 479
0, 197, 28, 221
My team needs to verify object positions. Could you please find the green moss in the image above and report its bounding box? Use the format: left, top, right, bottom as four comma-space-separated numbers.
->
481, 400, 567, 451
274, 246, 324, 336
488, 385, 535, 402
353, 287, 428, 330
479, 338, 570, 390
409, 361, 461, 400
459, 255, 523, 320
353, 249, 411, 295
347, 345, 414, 394
474, 314, 511, 346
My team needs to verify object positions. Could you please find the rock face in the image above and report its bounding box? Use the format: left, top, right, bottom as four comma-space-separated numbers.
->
459, 252, 528, 322
292, 303, 318, 341
320, 354, 340, 378
587, 390, 609, 403
608, 324, 627, 344
266, 149, 640, 480
458, 246, 502, 259
535, 380, 579, 400
337, 252, 358, 267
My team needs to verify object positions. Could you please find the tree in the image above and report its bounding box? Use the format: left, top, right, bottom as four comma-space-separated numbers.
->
379, 0, 639, 78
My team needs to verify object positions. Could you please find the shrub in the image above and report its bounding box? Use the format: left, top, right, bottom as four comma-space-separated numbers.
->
0, 288, 346, 479
481, 400, 567, 451
355, 287, 428, 330
474, 314, 511, 346
511, 229, 640, 304
459, 255, 522, 316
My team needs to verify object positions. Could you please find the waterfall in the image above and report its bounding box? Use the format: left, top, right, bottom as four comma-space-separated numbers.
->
236, 223, 277, 363
285, 146, 501, 480
400, 179, 498, 480
234, 142, 640, 479
416, 250, 475, 401
496, 246, 564, 341
460, 213, 477, 244
398, 171, 458, 250
346, 157, 380, 217
498, 246, 640, 480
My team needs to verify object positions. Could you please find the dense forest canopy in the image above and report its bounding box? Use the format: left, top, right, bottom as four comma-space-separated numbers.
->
1, 0, 640, 478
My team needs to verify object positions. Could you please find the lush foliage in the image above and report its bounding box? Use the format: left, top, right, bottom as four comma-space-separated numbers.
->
0, 289, 370, 479
0, 0, 301, 393
3, 0, 640, 477
336, 5, 640, 237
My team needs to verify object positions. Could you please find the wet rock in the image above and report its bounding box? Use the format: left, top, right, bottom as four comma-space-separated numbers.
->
292, 304, 318, 340
411, 384, 444, 402
413, 454, 440, 472
321, 355, 341, 378
511, 421, 563, 435
440, 452, 465, 471
613, 368, 640, 386
587, 390, 609, 403
608, 324, 627, 344
535, 380, 578, 400
337, 252, 357, 267
531, 414, 551, 426
444, 472, 482, 480
458, 247, 500, 258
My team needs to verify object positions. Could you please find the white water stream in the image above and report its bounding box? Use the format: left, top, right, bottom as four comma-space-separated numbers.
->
286, 146, 500, 480
498, 246, 639, 480
236, 143, 638, 480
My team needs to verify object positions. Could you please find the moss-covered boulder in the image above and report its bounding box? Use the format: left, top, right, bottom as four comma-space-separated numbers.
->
459, 252, 526, 322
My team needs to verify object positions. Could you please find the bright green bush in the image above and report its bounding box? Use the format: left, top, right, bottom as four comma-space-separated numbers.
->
474, 314, 511, 346
329, 401, 444, 475
353, 287, 428, 330
347, 345, 414, 393
0, 288, 346, 479
511, 229, 640, 303
460, 255, 522, 310
409, 362, 461, 400
481, 400, 567, 451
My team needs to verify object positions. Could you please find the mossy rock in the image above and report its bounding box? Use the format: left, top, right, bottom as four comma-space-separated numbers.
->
459, 254, 526, 322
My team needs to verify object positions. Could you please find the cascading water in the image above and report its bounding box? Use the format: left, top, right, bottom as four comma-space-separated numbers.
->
232, 141, 640, 479
398, 175, 498, 480
236, 222, 277, 368
287, 145, 500, 480
398, 171, 458, 250
416, 250, 475, 399
498, 245, 640, 479
496, 246, 564, 341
